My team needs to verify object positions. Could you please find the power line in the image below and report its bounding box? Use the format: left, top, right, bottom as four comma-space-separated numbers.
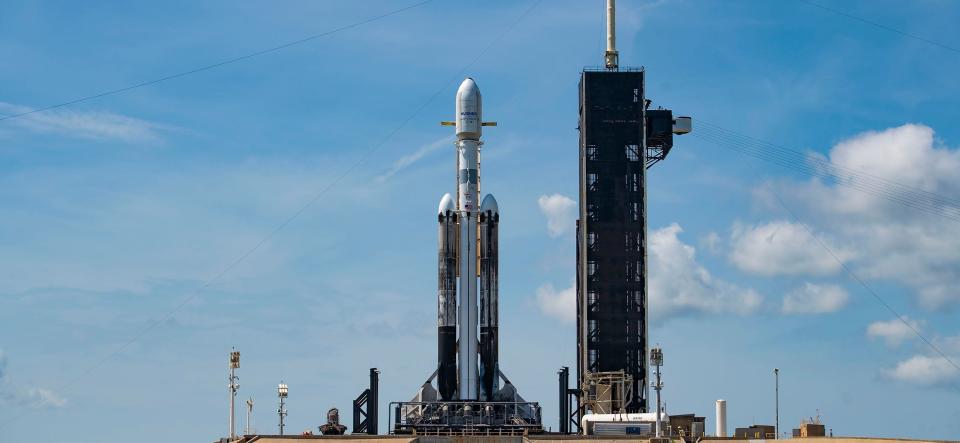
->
691, 132, 960, 222
771, 192, 960, 375
799, 0, 960, 54
691, 129, 960, 222
690, 122, 960, 224
696, 121, 960, 209
0, 0, 543, 428
0, 0, 432, 123
689, 125, 960, 373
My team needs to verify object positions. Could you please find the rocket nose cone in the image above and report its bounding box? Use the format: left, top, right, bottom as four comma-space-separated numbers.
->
458, 77, 478, 92
480, 194, 499, 215
438, 193, 455, 214
457, 78, 480, 102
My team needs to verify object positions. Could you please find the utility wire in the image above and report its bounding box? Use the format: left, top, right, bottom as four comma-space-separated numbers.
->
690, 132, 958, 221
690, 130, 960, 222
0, 0, 432, 123
0, 0, 543, 427
771, 192, 960, 374
799, 0, 960, 54
690, 122, 960, 223
696, 120, 960, 209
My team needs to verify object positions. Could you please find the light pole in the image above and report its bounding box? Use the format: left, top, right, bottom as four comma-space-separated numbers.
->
650, 347, 664, 438
278, 382, 289, 435
774, 368, 779, 439
228, 350, 240, 440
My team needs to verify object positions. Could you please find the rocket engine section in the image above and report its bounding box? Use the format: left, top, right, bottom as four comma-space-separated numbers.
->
479, 194, 500, 401
437, 193, 458, 401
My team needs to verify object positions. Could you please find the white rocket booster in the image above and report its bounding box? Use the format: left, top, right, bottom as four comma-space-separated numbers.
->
437, 78, 498, 401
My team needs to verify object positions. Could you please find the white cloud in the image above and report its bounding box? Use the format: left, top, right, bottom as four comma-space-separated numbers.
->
649, 223, 762, 321
535, 223, 761, 323
376, 136, 453, 182
538, 194, 576, 238
729, 221, 852, 276
23, 388, 67, 408
535, 282, 575, 323
885, 354, 960, 387
0, 102, 165, 144
781, 283, 849, 314
867, 317, 923, 347
700, 231, 721, 254
0, 350, 66, 409
754, 124, 960, 308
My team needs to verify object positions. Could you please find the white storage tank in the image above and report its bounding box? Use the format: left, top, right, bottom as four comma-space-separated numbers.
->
716, 399, 727, 437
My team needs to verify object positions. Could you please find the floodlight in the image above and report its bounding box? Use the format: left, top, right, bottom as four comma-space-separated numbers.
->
650, 347, 663, 366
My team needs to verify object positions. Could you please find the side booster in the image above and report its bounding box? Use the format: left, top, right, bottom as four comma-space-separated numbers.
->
437, 194, 458, 401
437, 78, 499, 401
478, 194, 499, 401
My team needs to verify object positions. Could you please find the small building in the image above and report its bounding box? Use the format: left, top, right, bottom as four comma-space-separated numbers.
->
800, 422, 826, 437
669, 413, 706, 440
734, 424, 775, 439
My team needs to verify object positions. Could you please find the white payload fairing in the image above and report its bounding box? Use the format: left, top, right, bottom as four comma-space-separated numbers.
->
437, 78, 499, 401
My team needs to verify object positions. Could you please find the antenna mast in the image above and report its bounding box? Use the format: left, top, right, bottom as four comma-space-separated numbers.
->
228, 350, 240, 440
604, 0, 619, 69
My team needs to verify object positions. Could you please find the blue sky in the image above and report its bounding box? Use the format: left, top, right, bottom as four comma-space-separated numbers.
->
1, 0, 959, 441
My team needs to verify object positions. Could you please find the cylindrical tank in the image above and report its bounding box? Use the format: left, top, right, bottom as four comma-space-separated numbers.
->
456, 140, 479, 400
716, 399, 727, 437
437, 193, 458, 400
479, 194, 500, 401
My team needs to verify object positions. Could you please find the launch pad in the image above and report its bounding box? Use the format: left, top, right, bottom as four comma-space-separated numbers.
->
394, 369, 541, 435
390, 1, 680, 437
390, 400, 542, 436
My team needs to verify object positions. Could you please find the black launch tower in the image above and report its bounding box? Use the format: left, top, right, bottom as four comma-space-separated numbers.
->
573, 4, 688, 421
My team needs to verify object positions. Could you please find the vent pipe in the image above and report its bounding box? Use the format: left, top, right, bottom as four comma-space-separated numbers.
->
604, 0, 619, 69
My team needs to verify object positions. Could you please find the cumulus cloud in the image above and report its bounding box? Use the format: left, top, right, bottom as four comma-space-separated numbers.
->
753, 124, 960, 308
535, 282, 576, 323
867, 317, 923, 347
700, 231, 721, 254
0, 102, 166, 143
0, 350, 66, 409
729, 221, 852, 276
534, 223, 760, 323
885, 354, 960, 388
22, 388, 67, 408
648, 223, 762, 321
538, 194, 576, 237
781, 283, 849, 314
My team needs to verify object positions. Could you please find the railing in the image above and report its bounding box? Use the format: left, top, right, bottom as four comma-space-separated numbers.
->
582, 66, 645, 72
389, 401, 542, 435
